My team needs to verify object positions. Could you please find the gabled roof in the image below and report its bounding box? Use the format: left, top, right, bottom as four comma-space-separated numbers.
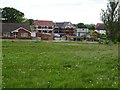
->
2, 23, 30, 32
54, 22, 64, 28
95, 23, 105, 30
34, 20, 54, 27
63, 22, 71, 27
55, 22, 74, 28
11, 27, 31, 33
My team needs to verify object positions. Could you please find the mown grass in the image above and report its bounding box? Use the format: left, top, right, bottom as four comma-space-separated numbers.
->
2, 41, 118, 88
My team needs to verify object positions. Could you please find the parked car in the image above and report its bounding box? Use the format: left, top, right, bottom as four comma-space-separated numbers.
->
54, 33, 60, 37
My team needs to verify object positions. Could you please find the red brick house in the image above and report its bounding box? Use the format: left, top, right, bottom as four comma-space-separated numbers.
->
11, 27, 31, 39
1, 23, 31, 39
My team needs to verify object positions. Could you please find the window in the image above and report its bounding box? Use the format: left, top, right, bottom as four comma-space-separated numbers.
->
41, 26, 45, 29
48, 27, 52, 29
44, 26, 47, 29
13, 32, 18, 38
3, 32, 10, 37
38, 26, 41, 29
21, 33, 28, 38
48, 31, 52, 33
38, 30, 41, 32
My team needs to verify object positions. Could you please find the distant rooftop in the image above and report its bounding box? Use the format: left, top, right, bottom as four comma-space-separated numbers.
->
2, 23, 30, 32
34, 20, 54, 27
95, 23, 105, 30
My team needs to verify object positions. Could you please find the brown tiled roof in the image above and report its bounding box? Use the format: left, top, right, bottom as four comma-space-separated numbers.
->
2, 23, 30, 32
95, 23, 105, 30
34, 20, 54, 27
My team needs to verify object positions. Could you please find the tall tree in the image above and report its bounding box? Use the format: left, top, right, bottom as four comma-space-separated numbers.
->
24, 19, 34, 30
77, 23, 87, 28
117, 5, 120, 42
101, 0, 120, 42
27, 19, 34, 25
2, 7, 25, 23
85, 24, 95, 30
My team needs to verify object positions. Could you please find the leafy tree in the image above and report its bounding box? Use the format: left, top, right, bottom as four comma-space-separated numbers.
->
76, 23, 87, 28
101, 0, 120, 42
2, 7, 24, 23
28, 19, 34, 25
85, 24, 95, 30
21, 18, 34, 25
117, 5, 120, 42
22, 19, 34, 30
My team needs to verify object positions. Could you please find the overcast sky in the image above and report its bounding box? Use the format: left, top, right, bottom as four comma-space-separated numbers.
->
1, 0, 108, 24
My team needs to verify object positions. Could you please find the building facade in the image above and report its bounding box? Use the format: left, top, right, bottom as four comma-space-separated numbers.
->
1, 23, 31, 39
54, 22, 76, 36
34, 20, 54, 33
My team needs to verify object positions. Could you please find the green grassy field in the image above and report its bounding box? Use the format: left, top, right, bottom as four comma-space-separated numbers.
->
2, 41, 118, 88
